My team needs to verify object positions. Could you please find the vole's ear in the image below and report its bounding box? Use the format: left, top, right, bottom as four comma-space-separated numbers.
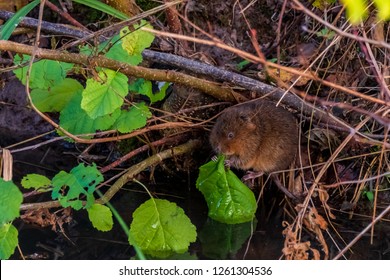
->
247, 122, 257, 130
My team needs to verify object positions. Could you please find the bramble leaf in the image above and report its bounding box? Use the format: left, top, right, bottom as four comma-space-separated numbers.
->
51, 163, 103, 210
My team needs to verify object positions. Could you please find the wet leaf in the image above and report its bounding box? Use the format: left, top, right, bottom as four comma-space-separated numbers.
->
87, 204, 113, 232
129, 199, 197, 258
198, 218, 256, 259
196, 155, 257, 224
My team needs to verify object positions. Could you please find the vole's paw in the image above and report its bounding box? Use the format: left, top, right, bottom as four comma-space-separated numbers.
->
242, 170, 264, 181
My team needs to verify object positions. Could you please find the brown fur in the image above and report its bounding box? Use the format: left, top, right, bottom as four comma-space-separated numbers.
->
210, 100, 298, 173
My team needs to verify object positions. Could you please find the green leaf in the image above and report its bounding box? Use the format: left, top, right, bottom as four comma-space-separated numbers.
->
0, 223, 18, 260
198, 218, 256, 259
105, 36, 143, 66
341, 0, 367, 24
374, 0, 390, 20
364, 190, 374, 202
0, 178, 23, 225
129, 78, 168, 103
129, 198, 197, 258
81, 69, 128, 119
13, 55, 73, 90
0, 0, 40, 40
114, 103, 152, 133
51, 163, 103, 210
31, 79, 83, 112
316, 28, 336, 40
21, 174, 51, 192
72, 0, 129, 20
60, 93, 120, 137
87, 204, 113, 232
196, 156, 257, 224
236, 60, 250, 71
81, 35, 142, 66
312, 0, 337, 10
120, 20, 154, 61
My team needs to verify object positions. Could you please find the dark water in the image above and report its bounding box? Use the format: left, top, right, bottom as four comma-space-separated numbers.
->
4, 138, 390, 260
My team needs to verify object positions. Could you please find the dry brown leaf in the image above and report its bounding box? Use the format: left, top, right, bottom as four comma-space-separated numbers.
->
264, 67, 311, 87
21, 208, 73, 232
318, 188, 336, 219
0, 0, 29, 12
0, 148, 13, 181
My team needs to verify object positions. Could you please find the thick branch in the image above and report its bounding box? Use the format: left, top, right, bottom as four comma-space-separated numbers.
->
0, 40, 235, 102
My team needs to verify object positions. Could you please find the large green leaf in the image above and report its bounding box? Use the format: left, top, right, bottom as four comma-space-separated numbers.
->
0, 178, 23, 225
129, 199, 197, 258
31, 79, 83, 112
87, 204, 113, 232
81, 69, 128, 119
60, 93, 120, 137
21, 174, 51, 192
51, 163, 103, 210
196, 156, 257, 224
13, 55, 73, 90
114, 103, 152, 133
0, 223, 18, 260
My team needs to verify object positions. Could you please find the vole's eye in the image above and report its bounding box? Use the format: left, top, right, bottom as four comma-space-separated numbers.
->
240, 114, 249, 121
227, 132, 234, 139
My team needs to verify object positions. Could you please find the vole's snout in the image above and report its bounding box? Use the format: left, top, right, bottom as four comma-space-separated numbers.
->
213, 144, 221, 154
